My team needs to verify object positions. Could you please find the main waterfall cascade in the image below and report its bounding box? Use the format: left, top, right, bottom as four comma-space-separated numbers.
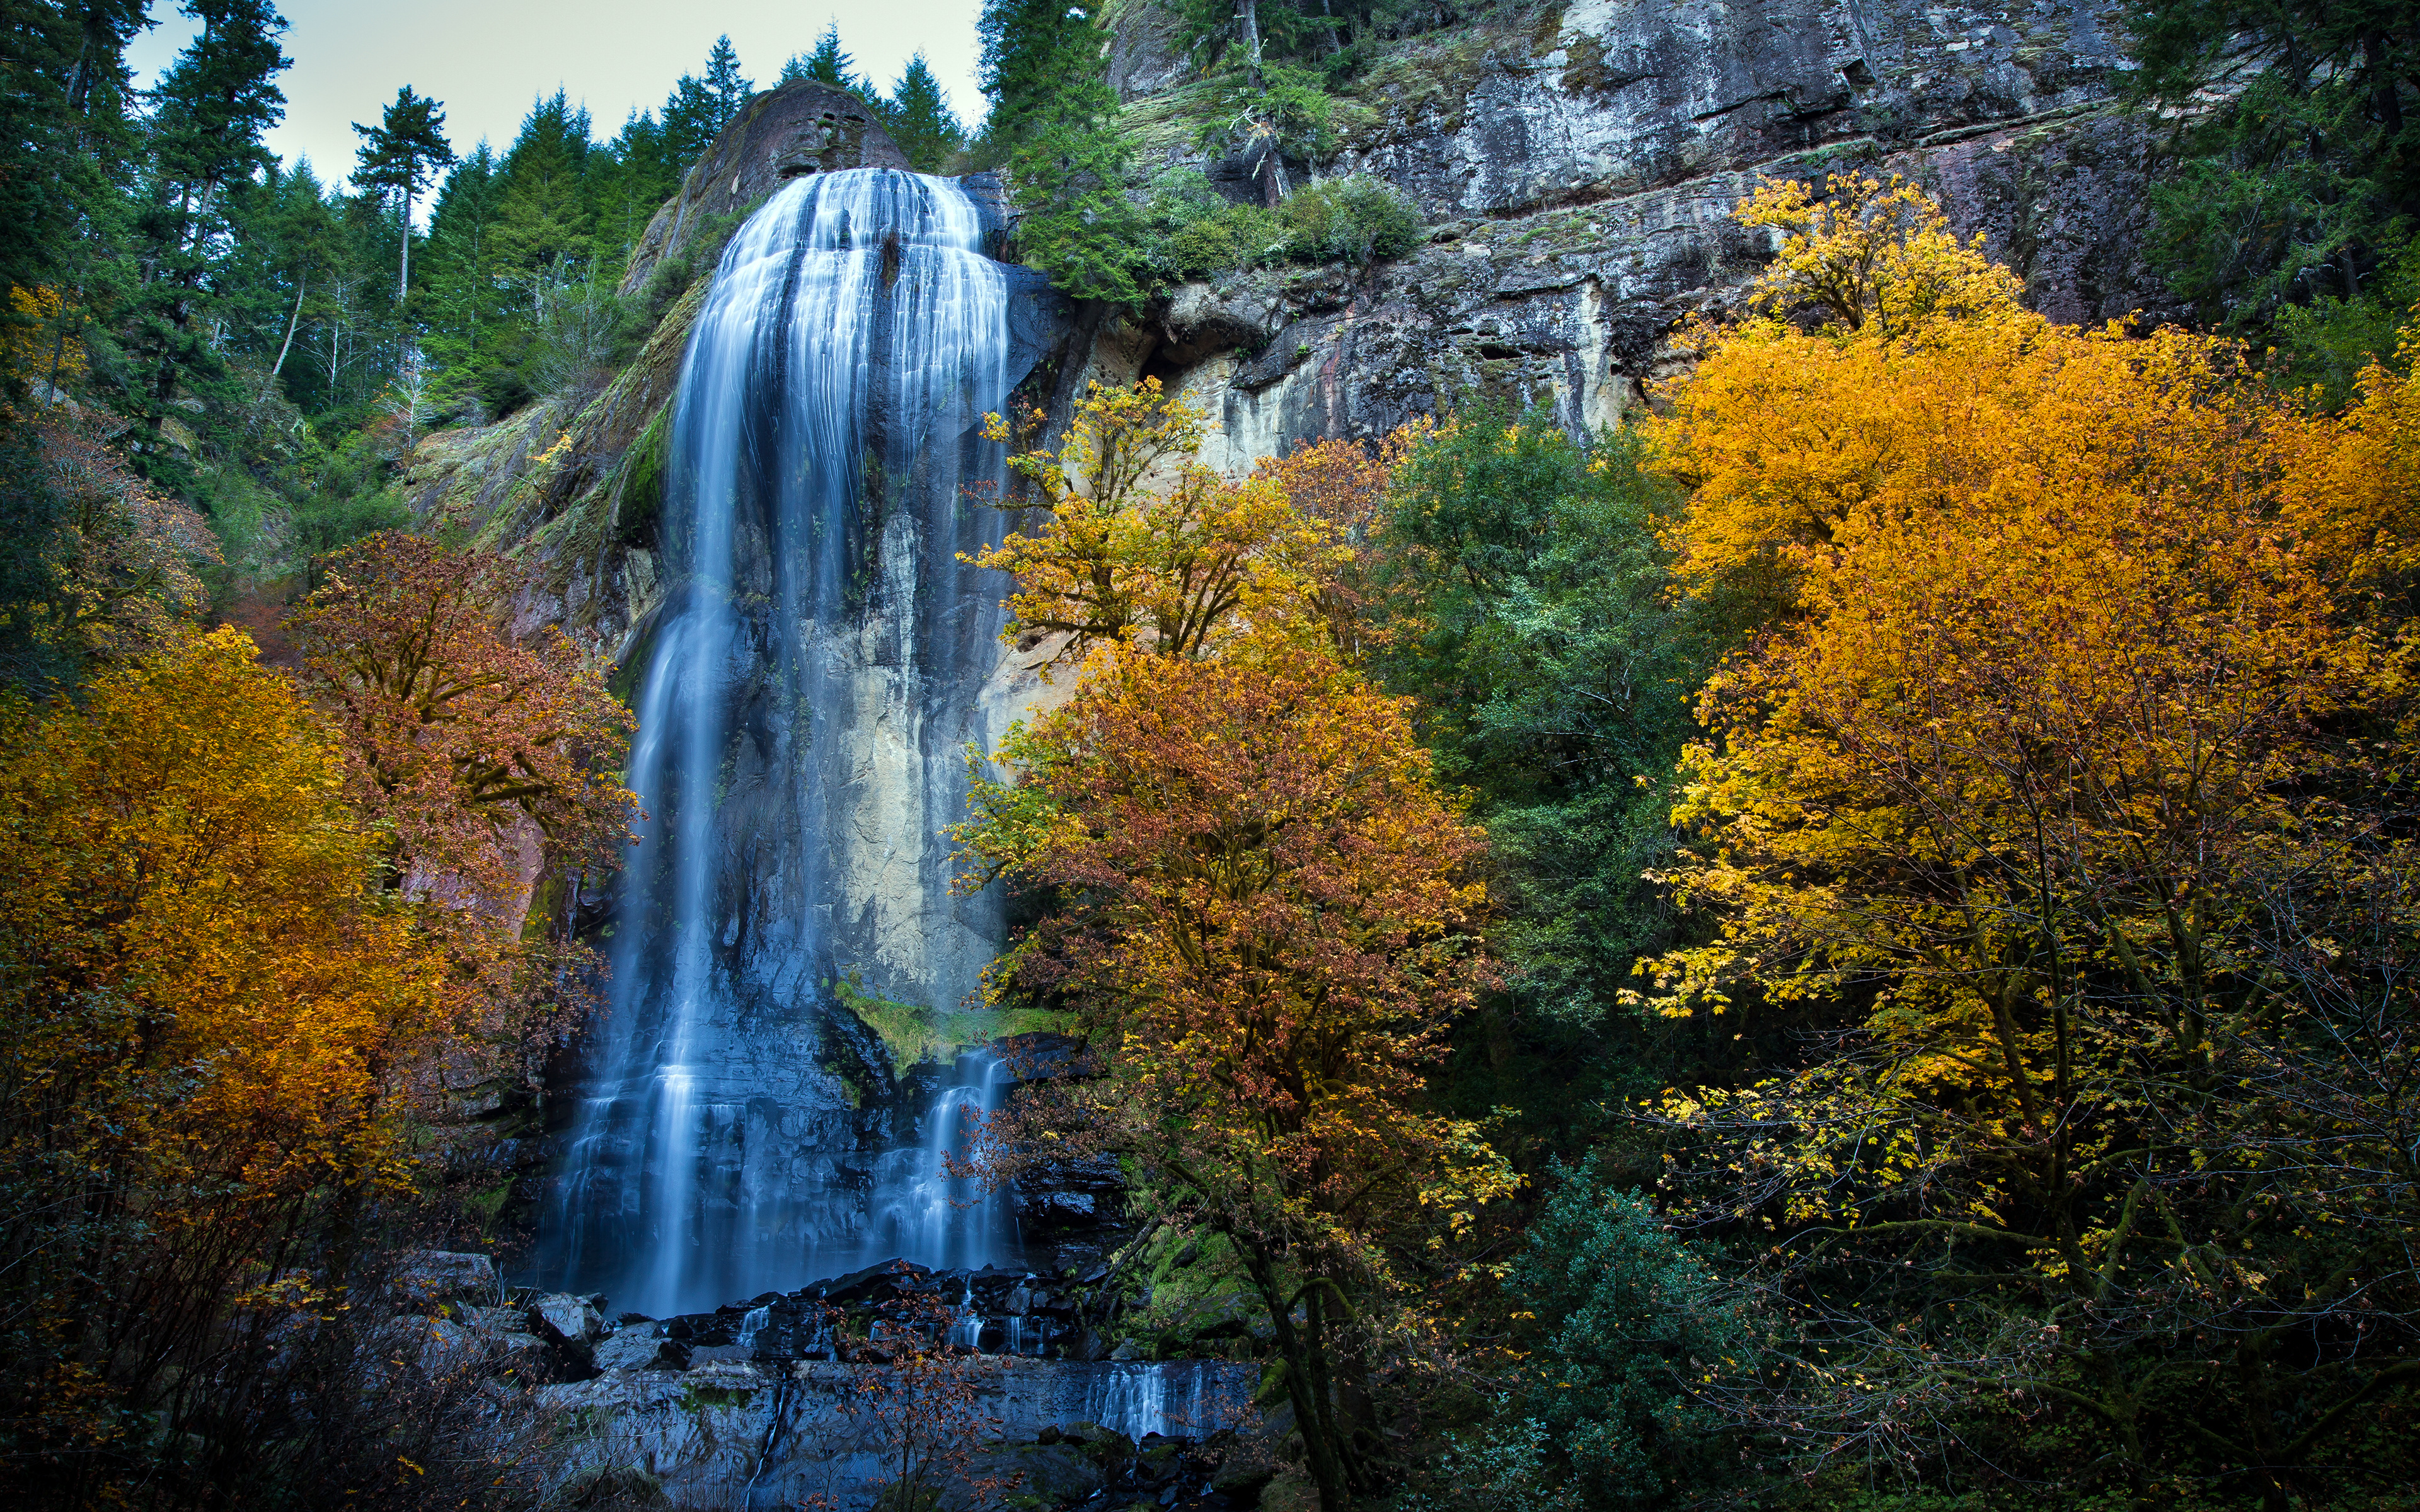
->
540, 170, 1047, 1319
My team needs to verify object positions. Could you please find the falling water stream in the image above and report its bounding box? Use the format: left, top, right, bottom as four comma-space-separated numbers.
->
538, 169, 1040, 1318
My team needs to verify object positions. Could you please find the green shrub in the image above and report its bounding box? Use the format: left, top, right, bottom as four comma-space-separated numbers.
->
1152, 183, 1281, 280
1504, 1155, 1749, 1508
1275, 174, 1421, 264
1140, 169, 1419, 284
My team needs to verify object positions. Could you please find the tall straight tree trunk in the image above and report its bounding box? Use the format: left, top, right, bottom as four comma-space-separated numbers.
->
1238, 0, 1264, 86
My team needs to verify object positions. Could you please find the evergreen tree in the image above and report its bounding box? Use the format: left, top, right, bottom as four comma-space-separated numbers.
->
978, 0, 1142, 302
349, 85, 452, 308
480, 94, 595, 410
700, 32, 751, 122
125, 0, 289, 469
659, 35, 752, 169
2132, 0, 2419, 333
978, 0, 1114, 149
418, 142, 505, 411
593, 110, 676, 262
804, 23, 868, 96
222, 158, 340, 391
885, 53, 963, 173
493, 92, 592, 300
0, 0, 147, 375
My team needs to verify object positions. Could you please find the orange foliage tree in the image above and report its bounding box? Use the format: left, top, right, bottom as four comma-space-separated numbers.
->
285, 531, 637, 1072
0, 629, 459, 1498
960, 641, 1500, 1509
1635, 177, 2420, 1499
960, 391, 1504, 1511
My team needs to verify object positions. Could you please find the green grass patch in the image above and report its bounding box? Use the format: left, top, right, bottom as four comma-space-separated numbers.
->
833, 971, 1069, 1072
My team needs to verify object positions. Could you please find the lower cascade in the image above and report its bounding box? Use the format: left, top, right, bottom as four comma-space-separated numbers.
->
538, 168, 1040, 1319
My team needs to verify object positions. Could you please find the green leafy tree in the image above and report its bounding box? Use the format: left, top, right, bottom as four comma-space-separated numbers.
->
1376, 413, 1732, 1040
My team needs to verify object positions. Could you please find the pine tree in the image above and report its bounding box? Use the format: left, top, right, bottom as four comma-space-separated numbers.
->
885, 54, 963, 173
350, 85, 453, 309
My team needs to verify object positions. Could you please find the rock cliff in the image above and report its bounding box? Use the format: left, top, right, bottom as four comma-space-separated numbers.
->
1092, 0, 2171, 471
415, 0, 2172, 653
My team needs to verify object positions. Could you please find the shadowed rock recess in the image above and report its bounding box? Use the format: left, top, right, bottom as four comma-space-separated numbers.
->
396, 8, 2170, 1495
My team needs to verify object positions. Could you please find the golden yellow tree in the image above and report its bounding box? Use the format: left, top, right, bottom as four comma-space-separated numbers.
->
970, 378, 1339, 663
0, 628, 458, 1499
1638, 178, 2420, 1502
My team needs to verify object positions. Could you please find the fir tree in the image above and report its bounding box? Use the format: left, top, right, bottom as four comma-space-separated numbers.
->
0, 0, 146, 367
660, 35, 752, 169
699, 34, 751, 127
977, 0, 1141, 302
884, 54, 963, 173
2131, 0, 2419, 330
493, 94, 591, 299
126, 0, 289, 465
350, 85, 453, 308
978, 0, 1114, 149
418, 142, 504, 409
788, 21, 868, 99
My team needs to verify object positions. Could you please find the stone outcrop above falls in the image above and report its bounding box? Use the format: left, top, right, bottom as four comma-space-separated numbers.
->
1081, 0, 2175, 468
619, 80, 914, 297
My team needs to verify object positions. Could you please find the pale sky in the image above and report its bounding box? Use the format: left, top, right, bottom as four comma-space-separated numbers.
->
124, 0, 988, 193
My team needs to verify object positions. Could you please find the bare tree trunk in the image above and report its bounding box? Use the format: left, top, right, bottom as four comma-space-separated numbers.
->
1238, 0, 1264, 87
272, 272, 305, 377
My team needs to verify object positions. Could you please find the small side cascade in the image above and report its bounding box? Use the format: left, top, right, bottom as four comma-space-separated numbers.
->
737, 1303, 772, 1350
857, 1050, 1018, 1272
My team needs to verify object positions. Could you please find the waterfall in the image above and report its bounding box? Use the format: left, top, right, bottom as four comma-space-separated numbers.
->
860, 1051, 1015, 1272
539, 169, 1040, 1319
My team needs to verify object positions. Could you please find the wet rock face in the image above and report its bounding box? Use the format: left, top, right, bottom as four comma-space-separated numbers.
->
648, 1258, 1114, 1365
1067, 0, 2175, 468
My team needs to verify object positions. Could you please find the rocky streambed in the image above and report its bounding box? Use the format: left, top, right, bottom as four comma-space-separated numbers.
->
397, 1252, 1275, 1510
